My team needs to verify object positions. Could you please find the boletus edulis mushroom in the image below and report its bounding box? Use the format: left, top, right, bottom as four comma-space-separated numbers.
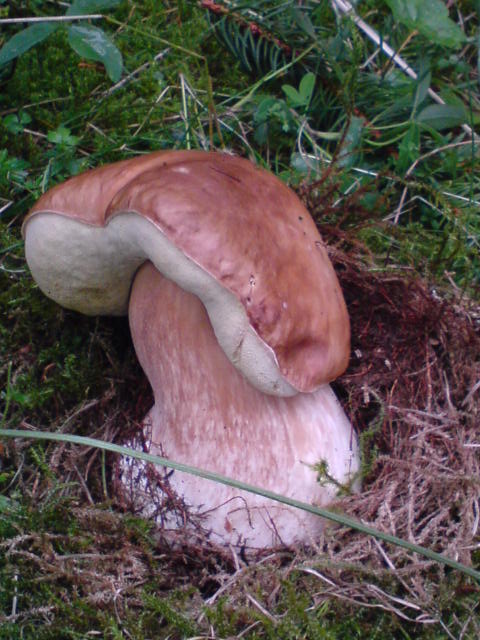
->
23, 151, 359, 549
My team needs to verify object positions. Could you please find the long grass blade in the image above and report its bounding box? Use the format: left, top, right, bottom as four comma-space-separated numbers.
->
0, 427, 478, 583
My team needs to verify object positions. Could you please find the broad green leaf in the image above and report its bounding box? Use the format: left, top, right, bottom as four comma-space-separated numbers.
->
254, 96, 277, 122
0, 22, 58, 66
299, 72, 315, 104
67, 0, 120, 15
386, 0, 467, 48
397, 123, 420, 173
67, 24, 122, 82
293, 8, 316, 39
416, 103, 467, 130
47, 125, 80, 147
283, 74, 315, 108
412, 67, 431, 115
291, 152, 316, 173
3, 112, 31, 134
338, 116, 364, 168
282, 84, 304, 106
254, 121, 268, 145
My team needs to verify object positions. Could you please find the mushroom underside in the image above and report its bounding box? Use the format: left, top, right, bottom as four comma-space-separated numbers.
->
122, 262, 359, 549
25, 212, 298, 396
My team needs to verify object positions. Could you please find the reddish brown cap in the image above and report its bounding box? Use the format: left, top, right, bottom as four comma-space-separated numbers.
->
24, 151, 350, 393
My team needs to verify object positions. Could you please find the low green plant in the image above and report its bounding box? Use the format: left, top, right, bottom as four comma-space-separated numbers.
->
385, 0, 467, 48
0, 0, 123, 82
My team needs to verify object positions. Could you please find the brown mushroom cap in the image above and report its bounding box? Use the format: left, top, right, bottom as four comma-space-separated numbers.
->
24, 151, 350, 394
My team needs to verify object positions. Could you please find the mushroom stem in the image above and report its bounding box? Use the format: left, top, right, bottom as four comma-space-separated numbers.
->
126, 262, 359, 549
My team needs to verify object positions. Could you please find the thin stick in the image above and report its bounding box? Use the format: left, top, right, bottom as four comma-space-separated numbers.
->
0, 15, 103, 24
0, 201, 12, 215
246, 594, 278, 624
180, 73, 191, 150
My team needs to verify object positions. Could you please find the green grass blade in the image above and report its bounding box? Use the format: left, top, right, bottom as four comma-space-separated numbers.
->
0, 428, 479, 583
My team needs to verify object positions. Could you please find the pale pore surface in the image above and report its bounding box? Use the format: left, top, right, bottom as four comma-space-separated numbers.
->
127, 263, 360, 549
24, 212, 296, 396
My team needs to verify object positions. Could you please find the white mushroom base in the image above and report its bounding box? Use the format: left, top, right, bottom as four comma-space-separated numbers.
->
121, 263, 359, 550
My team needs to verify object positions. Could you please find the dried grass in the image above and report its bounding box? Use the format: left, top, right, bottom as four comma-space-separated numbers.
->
281, 192, 480, 628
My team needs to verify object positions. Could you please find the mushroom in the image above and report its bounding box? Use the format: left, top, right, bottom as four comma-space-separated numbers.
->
23, 150, 359, 548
